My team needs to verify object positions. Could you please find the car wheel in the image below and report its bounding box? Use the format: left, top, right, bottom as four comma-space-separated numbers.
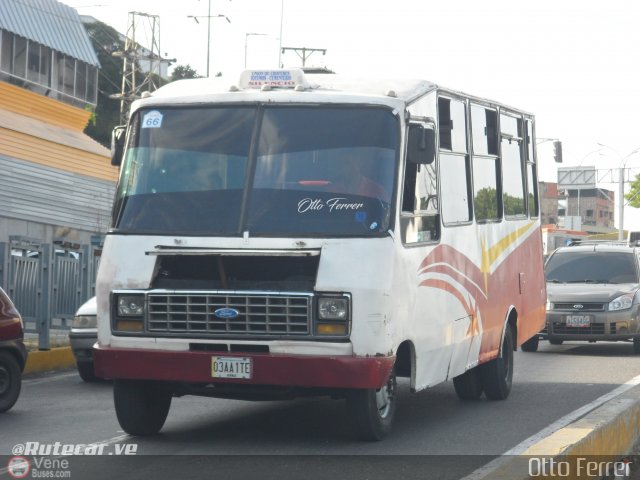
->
521, 335, 539, 352
346, 369, 396, 441
77, 361, 97, 382
549, 339, 563, 345
114, 380, 172, 436
0, 351, 22, 413
480, 326, 514, 401
453, 366, 483, 400
633, 338, 640, 354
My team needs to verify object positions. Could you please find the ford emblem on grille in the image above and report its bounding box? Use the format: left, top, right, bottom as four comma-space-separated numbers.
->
214, 308, 240, 319
573, 304, 584, 309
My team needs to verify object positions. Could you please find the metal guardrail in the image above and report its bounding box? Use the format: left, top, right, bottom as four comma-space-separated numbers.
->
0, 236, 103, 349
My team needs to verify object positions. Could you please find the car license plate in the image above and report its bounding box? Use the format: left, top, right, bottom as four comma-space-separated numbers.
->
211, 356, 252, 379
566, 315, 590, 328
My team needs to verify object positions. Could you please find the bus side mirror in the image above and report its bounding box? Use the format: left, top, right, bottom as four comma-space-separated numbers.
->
111, 126, 126, 166
408, 124, 435, 164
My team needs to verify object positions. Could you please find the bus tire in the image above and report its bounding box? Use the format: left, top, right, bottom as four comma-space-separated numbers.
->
0, 351, 22, 413
521, 335, 539, 352
114, 380, 172, 436
453, 367, 483, 400
480, 326, 514, 401
346, 369, 396, 441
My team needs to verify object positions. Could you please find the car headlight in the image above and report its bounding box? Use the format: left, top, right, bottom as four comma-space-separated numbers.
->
609, 293, 634, 311
72, 315, 97, 329
316, 296, 350, 336
117, 295, 145, 316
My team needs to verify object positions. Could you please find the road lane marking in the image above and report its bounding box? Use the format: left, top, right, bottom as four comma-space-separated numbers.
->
22, 372, 80, 385
461, 372, 640, 480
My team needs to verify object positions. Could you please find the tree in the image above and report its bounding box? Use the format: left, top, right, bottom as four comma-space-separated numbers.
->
474, 187, 499, 220
83, 20, 125, 147
170, 64, 201, 81
626, 174, 640, 208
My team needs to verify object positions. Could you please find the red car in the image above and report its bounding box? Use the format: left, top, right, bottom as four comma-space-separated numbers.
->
0, 287, 27, 412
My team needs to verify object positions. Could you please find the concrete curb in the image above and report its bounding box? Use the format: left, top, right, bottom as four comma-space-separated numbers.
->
23, 346, 76, 375
479, 384, 640, 479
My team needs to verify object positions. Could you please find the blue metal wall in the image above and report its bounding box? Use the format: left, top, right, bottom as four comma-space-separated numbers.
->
0, 236, 103, 349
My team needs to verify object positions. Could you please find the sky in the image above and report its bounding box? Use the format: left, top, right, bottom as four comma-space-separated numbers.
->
71, 0, 640, 231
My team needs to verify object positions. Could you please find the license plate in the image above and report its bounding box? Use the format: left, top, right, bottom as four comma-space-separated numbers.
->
566, 315, 590, 328
211, 356, 252, 379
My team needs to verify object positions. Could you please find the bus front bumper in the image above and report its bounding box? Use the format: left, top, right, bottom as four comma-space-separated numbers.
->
93, 345, 395, 389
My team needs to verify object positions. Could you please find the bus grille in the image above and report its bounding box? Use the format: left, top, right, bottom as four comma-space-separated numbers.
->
147, 292, 311, 336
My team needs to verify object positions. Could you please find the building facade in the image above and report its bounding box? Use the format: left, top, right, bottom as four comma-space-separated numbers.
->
566, 188, 615, 230
539, 181, 561, 226
0, 0, 118, 343
539, 180, 615, 234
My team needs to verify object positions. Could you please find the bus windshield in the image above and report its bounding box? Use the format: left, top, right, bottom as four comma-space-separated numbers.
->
113, 105, 399, 236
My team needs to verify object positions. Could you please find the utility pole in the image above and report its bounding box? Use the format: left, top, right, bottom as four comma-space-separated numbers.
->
110, 12, 173, 123
280, 47, 326, 68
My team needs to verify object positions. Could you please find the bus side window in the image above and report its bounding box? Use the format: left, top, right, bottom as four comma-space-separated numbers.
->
525, 119, 539, 218
471, 105, 501, 222
438, 97, 472, 224
401, 159, 440, 244
501, 113, 527, 218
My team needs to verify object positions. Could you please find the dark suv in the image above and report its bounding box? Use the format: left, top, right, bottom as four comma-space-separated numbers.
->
0, 287, 27, 412
542, 242, 640, 352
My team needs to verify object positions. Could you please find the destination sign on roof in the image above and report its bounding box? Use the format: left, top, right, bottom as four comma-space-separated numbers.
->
239, 69, 307, 89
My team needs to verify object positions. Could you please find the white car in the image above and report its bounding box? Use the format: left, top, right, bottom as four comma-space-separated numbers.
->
69, 297, 97, 381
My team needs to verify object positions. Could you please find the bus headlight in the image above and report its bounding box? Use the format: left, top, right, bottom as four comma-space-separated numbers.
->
117, 295, 145, 316
318, 297, 348, 320
113, 294, 145, 332
316, 296, 350, 336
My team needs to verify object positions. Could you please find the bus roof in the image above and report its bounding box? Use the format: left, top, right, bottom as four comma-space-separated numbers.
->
136, 69, 533, 116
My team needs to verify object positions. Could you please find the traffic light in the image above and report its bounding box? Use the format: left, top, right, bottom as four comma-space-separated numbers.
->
553, 140, 563, 163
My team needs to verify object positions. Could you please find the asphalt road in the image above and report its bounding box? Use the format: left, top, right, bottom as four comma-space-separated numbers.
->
2, 340, 640, 479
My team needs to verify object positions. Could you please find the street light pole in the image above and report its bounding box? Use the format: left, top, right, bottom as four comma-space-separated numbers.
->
206, 0, 211, 77
278, 0, 284, 67
244, 33, 267, 68
187, 7, 231, 77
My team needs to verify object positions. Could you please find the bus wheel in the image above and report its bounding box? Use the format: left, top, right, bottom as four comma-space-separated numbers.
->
521, 335, 539, 352
480, 326, 514, 401
346, 369, 396, 441
114, 380, 172, 435
453, 367, 483, 400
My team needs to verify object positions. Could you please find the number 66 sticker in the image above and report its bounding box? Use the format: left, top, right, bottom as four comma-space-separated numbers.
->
142, 110, 163, 128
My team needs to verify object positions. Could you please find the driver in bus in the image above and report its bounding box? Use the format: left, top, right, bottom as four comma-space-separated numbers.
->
329, 150, 390, 202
